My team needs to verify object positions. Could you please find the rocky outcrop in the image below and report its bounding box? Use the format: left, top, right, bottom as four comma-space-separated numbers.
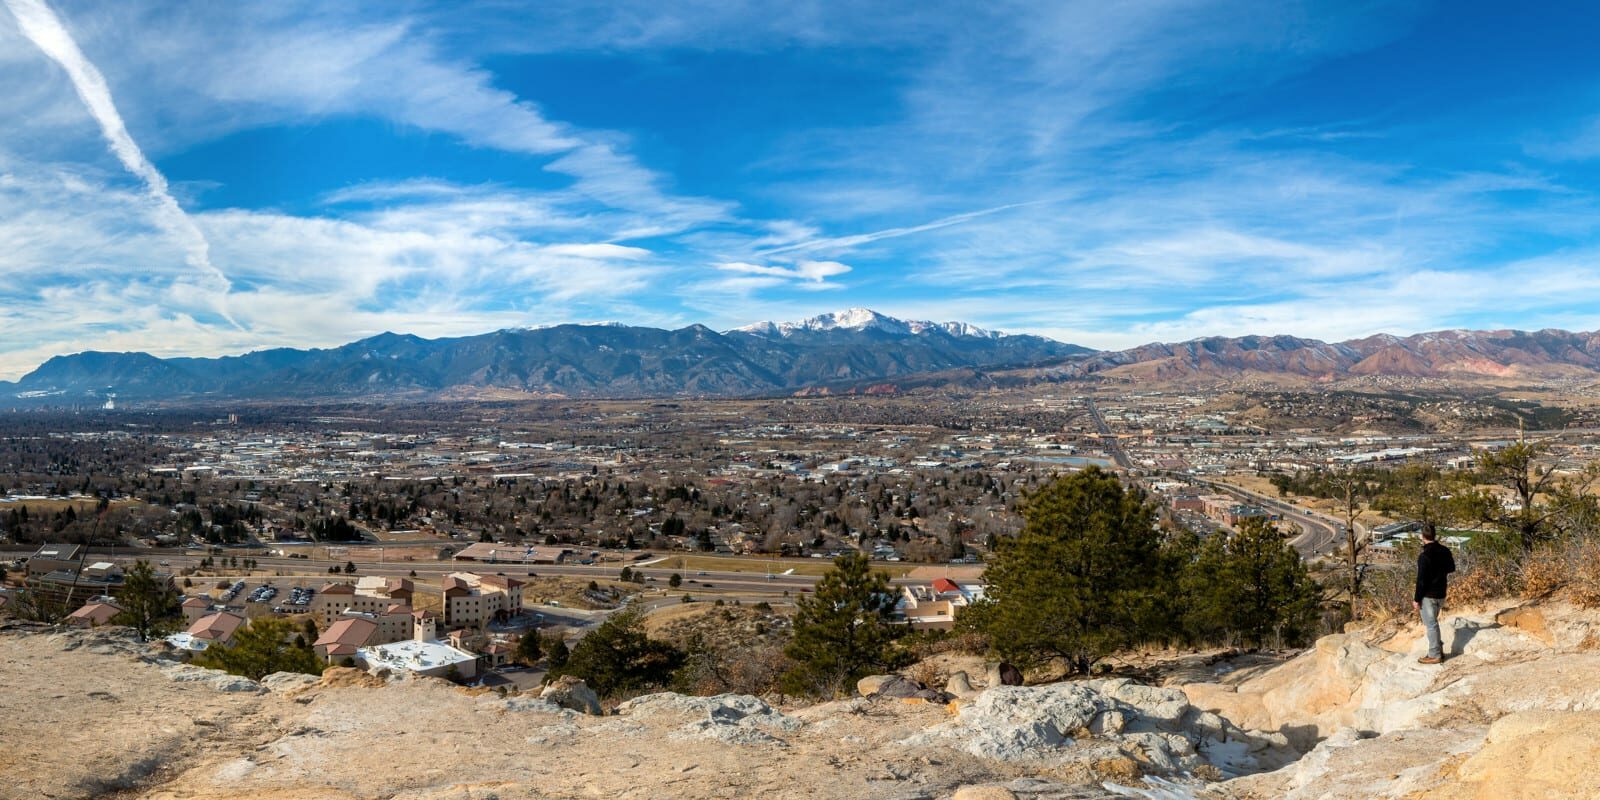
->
618, 692, 802, 746
905, 678, 1297, 779
1211, 601, 1600, 799
159, 663, 266, 694
260, 671, 322, 694
540, 675, 604, 715
946, 670, 981, 699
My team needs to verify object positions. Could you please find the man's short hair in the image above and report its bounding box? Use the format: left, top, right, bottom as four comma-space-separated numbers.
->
1421, 528, 1438, 542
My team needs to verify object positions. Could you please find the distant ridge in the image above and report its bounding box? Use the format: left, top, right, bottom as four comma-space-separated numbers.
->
1057, 328, 1600, 382
0, 310, 1086, 404
7, 315, 1600, 405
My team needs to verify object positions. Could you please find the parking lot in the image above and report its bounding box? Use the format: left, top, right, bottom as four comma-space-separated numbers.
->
197, 577, 321, 613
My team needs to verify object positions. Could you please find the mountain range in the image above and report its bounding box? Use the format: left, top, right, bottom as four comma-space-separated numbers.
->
1057, 328, 1600, 383
0, 309, 1085, 404
5, 310, 1600, 405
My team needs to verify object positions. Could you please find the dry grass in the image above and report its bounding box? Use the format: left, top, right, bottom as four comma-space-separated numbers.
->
0, 497, 137, 514
641, 602, 716, 636
522, 576, 637, 609
1362, 536, 1600, 622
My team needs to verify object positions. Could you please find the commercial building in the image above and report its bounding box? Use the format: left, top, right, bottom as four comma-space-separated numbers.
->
313, 578, 414, 627
441, 572, 524, 629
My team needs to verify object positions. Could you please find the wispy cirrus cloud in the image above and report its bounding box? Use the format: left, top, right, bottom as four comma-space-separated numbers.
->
4, 0, 233, 321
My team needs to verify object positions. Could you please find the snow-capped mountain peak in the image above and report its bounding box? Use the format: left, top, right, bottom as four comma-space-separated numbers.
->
732, 308, 1005, 339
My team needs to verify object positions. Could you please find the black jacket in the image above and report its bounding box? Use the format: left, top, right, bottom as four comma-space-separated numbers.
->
1415, 541, 1456, 602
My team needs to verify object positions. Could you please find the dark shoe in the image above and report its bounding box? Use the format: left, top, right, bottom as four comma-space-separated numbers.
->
1417, 655, 1442, 664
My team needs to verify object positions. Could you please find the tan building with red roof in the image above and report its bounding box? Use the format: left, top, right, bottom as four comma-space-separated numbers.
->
315, 579, 415, 627
180, 596, 212, 623
897, 577, 985, 630
168, 611, 246, 652
314, 617, 379, 663
65, 599, 122, 628
441, 572, 523, 629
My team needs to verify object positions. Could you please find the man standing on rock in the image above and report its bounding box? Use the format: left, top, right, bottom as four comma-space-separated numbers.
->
1414, 528, 1456, 664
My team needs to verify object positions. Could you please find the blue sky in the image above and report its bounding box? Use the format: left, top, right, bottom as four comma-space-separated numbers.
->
4, 0, 1600, 378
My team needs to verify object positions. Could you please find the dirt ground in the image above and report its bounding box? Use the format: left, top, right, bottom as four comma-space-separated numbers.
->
0, 622, 1131, 800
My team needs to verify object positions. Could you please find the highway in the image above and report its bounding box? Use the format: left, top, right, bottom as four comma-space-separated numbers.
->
0, 547, 920, 597
1084, 397, 1133, 469
1192, 478, 1344, 559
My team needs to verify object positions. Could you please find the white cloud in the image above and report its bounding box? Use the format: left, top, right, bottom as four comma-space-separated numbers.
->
0, 169, 667, 379
715, 259, 851, 283
3, 0, 232, 315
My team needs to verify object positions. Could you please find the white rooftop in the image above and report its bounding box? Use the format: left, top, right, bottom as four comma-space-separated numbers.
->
359, 638, 475, 672
165, 632, 212, 652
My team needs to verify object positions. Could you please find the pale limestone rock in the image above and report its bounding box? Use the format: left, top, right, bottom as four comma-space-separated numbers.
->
540, 675, 603, 715
945, 670, 980, 700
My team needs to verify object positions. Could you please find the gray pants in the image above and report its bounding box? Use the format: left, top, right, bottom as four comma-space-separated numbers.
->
1421, 597, 1443, 658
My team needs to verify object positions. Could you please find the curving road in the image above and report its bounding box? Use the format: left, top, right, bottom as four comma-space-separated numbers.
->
1191, 478, 1344, 559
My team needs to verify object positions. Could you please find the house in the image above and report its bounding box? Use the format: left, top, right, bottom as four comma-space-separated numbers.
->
167, 611, 246, 652
441, 572, 524, 629
896, 578, 985, 630
180, 596, 212, 623
65, 598, 122, 627
314, 617, 379, 663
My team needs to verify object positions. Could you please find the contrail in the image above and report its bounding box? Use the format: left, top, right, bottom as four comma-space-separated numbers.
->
4, 0, 237, 322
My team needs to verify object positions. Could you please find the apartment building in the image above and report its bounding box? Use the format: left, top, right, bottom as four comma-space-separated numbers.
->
314, 577, 415, 626
441, 572, 523, 629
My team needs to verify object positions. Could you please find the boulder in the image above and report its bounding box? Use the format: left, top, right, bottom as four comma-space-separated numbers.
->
945, 671, 980, 700
857, 674, 921, 698
1091, 679, 1191, 725
908, 683, 1107, 760
1412, 711, 1600, 799
540, 675, 603, 716
1495, 605, 1552, 645
159, 663, 265, 694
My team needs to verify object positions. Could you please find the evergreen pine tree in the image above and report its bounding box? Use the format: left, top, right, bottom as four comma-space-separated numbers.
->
781, 552, 908, 697
112, 559, 180, 642
972, 467, 1173, 674
545, 633, 570, 670
516, 630, 542, 665
193, 618, 324, 680
548, 606, 681, 696
1182, 517, 1321, 648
